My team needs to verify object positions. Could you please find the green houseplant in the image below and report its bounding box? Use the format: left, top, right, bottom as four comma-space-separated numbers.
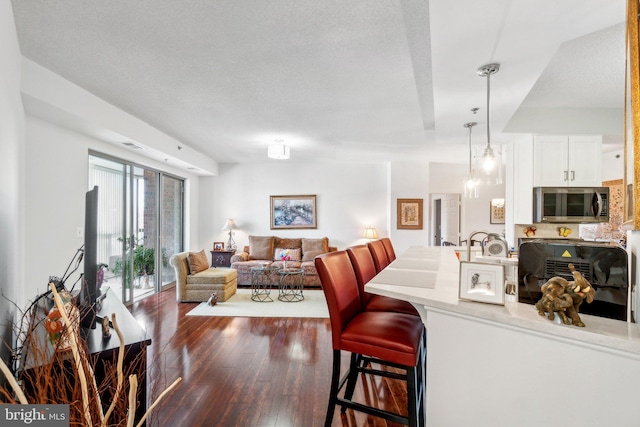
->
113, 237, 168, 288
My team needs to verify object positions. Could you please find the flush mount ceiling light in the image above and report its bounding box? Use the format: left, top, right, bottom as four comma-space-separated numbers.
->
477, 63, 502, 184
463, 122, 479, 198
267, 140, 290, 160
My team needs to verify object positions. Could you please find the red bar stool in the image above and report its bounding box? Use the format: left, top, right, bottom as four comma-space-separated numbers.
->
380, 237, 397, 262
367, 240, 390, 272
315, 251, 426, 427
347, 245, 419, 317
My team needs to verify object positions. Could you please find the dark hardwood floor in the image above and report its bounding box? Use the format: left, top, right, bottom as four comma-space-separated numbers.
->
130, 287, 408, 427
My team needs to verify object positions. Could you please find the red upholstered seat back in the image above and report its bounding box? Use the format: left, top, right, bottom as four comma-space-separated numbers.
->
367, 240, 390, 272
346, 245, 377, 306
315, 251, 364, 349
380, 237, 396, 262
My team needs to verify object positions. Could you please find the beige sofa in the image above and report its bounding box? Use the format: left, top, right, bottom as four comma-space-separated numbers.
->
230, 236, 336, 288
169, 251, 238, 302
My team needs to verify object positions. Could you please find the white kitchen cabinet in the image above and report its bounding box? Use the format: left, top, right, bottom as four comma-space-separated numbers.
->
507, 138, 534, 225
533, 135, 602, 186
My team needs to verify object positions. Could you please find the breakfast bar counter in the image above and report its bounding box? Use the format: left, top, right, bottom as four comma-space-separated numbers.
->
365, 246, 640, 427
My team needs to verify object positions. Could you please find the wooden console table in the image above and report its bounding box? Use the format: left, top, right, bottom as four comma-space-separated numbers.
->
20, 287, 151, 425
88, 287, 151, 424
210, 250, 235, 267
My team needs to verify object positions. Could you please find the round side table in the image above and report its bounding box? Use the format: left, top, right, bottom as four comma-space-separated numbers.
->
251, 265, 280, 302
278, 268, 304, 302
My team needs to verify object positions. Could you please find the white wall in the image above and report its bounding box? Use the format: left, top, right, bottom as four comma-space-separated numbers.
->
200, 161, 390, 252
198, 160, 506, 257
15, 53, 211, 300
602, 148, 624, 182
198, 161, 443, 256
0, 0, 25, 364
389, 162, 431, 253
429, 162, 506, 244
23, 116, 202, 300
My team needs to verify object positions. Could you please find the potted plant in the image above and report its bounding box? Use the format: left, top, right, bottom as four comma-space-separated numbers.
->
113, 238, 168, 288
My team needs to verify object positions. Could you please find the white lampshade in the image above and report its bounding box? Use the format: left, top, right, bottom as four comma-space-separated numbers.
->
363, 226, 378, 240
221, 218, 237, 231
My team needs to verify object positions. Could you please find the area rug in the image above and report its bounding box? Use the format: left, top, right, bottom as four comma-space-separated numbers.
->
185, 288, 329, 318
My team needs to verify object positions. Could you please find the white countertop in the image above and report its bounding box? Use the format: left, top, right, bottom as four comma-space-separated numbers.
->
366, 246, 640, 358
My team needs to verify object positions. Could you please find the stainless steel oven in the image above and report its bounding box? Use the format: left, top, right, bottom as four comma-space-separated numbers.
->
517, 240, 629, 321
533, 186, 609, 223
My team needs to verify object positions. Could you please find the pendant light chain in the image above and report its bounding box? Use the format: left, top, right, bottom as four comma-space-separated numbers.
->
485, 70, 491, 150
465, 122, 476, 175
463, 121, 478, 198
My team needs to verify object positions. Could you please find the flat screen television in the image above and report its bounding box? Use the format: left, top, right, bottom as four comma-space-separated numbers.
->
79, 185, 99, 329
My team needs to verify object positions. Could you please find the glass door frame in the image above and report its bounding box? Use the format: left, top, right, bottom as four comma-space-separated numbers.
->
159, 174, 184, 292
89, 151, 184, 304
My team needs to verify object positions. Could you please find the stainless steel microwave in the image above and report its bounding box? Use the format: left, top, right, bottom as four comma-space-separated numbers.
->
533, 187, 609, 223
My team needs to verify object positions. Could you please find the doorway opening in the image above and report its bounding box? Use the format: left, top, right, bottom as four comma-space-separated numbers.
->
430, 193, 461, 246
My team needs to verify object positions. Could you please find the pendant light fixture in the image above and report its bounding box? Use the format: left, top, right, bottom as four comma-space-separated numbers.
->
463, 122, 479, 198
477, 63, 502, 184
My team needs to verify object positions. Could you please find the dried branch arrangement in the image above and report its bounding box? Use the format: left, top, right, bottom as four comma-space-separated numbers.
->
0, 283, 181, 427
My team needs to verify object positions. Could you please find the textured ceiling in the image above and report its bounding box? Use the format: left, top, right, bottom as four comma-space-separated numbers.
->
10, 0, 626, 170
520, 22, 625, 109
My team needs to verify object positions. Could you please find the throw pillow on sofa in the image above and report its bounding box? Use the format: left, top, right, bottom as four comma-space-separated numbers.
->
188, 250, 209, 274
274, 248, 302, 262
249, 235, 275, 260
301, 237, 329, 261
274, 237, 302, 251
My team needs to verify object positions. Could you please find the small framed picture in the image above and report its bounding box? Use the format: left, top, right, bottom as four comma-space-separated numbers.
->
397, 198, 423, 230
490, 198, 505, 224
213, 242, 224, 251
459, 261, 505, 305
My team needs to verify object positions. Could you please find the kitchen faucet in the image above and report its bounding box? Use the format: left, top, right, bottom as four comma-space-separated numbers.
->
465, 230, 509, 261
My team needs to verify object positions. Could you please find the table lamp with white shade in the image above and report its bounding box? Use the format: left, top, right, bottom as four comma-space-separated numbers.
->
221, 218, 238, 251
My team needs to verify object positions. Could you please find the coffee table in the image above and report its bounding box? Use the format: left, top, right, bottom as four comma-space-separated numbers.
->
278, 268, 304, 302
250, 265, 280, 302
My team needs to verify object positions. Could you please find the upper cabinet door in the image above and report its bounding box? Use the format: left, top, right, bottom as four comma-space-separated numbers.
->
533, 135, 570, 186
567, 135, 602, 186
533, 135, 602, 187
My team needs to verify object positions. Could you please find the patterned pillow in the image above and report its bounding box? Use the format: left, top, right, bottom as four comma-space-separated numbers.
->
301, 237, 329, 261
249, 235, 275, 260
187, 250, 209, 274
273, 248, 302, 262
274, 237, 302, 250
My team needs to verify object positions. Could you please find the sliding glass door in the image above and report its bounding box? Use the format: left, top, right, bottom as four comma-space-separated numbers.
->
89, 153, 183, 304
